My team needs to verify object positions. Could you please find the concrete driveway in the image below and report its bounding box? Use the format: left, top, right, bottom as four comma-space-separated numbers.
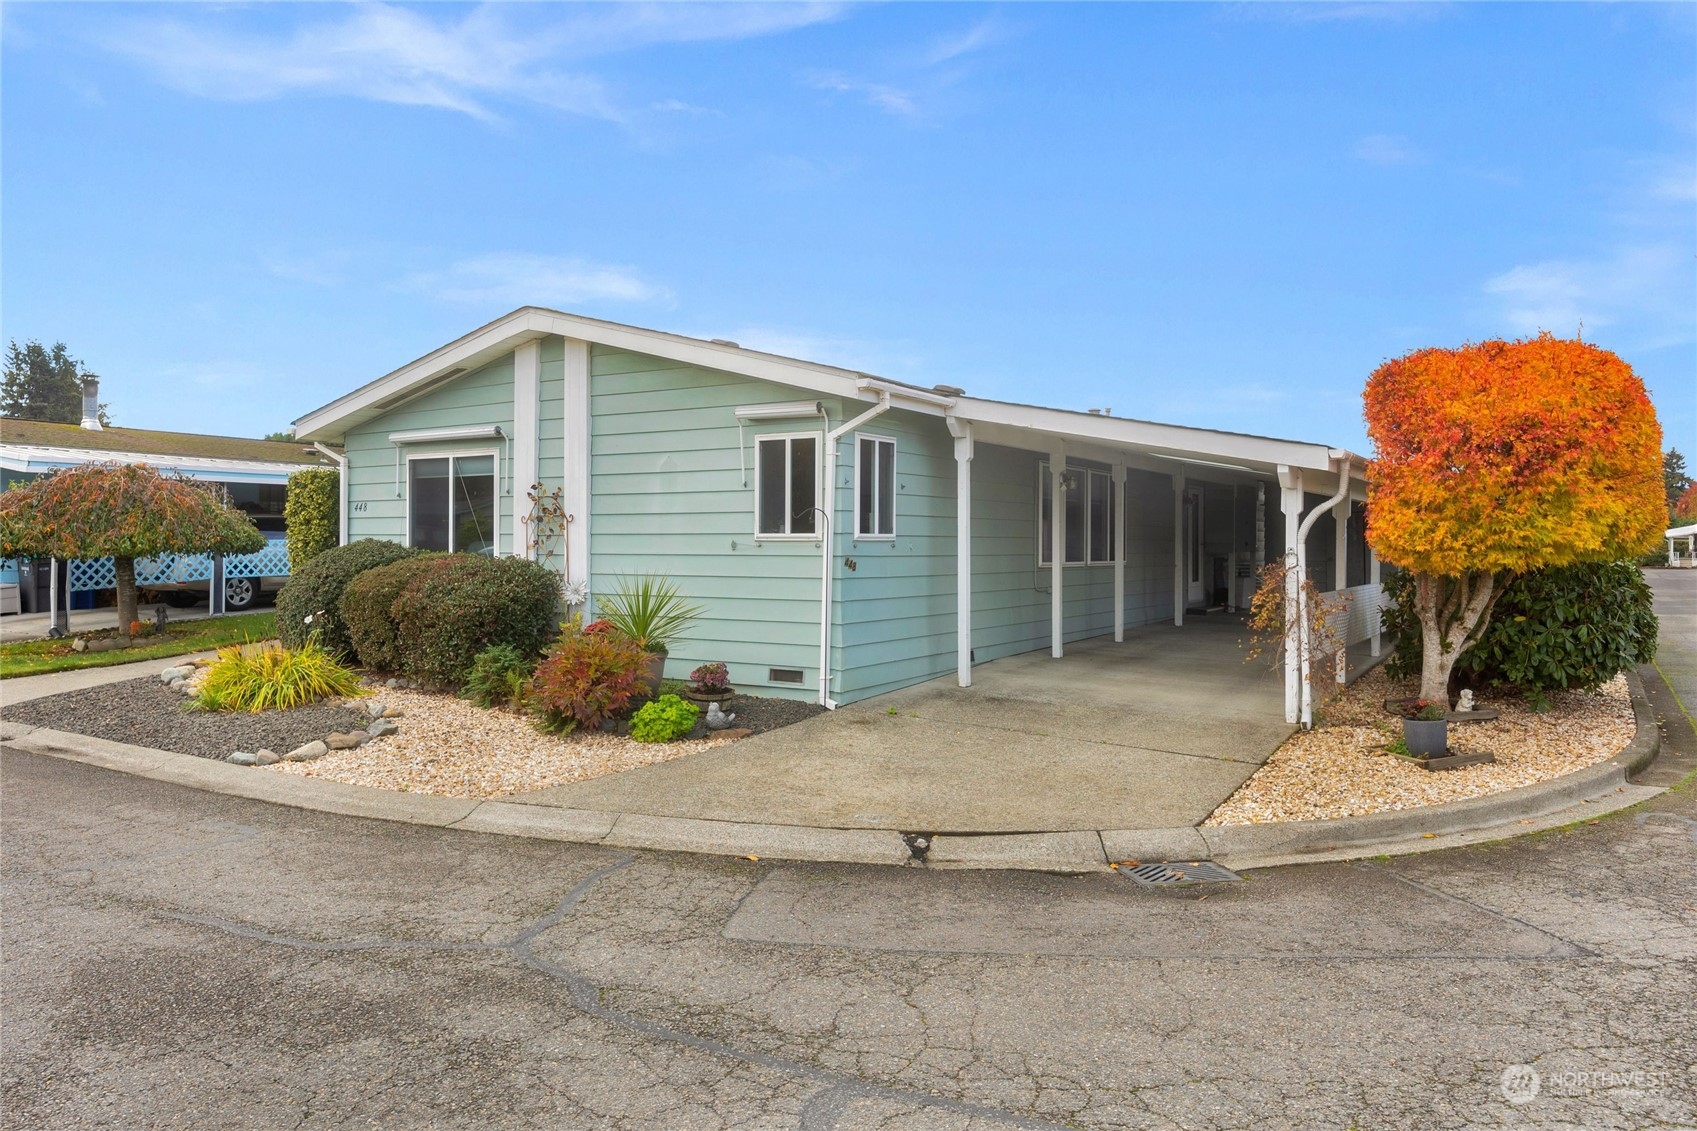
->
513, 616, 1294, 833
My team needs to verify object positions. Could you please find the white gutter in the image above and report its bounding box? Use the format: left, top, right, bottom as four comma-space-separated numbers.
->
817, 387, 893, 707
313, 443, 349, 546
1293, 451, 1356, 729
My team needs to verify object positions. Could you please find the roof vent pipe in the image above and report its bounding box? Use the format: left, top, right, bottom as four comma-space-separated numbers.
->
80, 377, 103, 431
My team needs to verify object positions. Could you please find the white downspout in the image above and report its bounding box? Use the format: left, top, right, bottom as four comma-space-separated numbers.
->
313, 443, 349, 546
1293, 454, 1354, 730
818, 389, 891, 708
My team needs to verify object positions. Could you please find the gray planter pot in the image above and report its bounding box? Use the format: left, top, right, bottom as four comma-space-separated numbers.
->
1402, 717, 1449, 757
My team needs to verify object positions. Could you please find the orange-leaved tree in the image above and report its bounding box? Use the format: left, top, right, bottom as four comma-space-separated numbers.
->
0, 463, 264, 630
1364, 334, 1664, 703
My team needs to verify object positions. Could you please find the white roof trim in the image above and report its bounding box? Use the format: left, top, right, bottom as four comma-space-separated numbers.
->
1669, 523, 1697, 539
292, 306, 1354, 475
0, 444, 307, 482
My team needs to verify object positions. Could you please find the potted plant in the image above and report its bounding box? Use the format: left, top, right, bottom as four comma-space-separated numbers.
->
1400, 699, 1449, 757
597, 574, 705, 690
683, 661, 734, 705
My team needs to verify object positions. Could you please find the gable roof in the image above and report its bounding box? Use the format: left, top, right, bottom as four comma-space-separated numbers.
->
292, 307, 1357, 482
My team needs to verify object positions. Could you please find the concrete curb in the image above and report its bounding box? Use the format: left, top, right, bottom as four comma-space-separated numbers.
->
0, 672, 1669, 873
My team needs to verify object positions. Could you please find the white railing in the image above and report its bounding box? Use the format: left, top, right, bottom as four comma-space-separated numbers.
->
1327, 582, 1385, 648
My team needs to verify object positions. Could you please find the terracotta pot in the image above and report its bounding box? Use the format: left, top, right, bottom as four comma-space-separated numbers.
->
1402, 717, 1449, 758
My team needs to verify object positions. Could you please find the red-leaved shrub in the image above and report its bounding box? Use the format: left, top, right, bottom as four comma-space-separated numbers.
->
526, 617, 651, 734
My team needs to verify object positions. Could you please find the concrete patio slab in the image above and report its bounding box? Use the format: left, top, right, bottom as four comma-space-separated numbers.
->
511, 617, 1293, 834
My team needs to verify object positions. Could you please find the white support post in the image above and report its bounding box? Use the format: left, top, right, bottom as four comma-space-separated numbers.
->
1172, 470, 1186, 627
1278, 465, 1304, 725
952, 420, 974, 686
1369, 544, 1383, 657
1050, 451, 1065, 658
512, 340, 541, 558
1113, 461, 1127, 642
562, 338, 592, 613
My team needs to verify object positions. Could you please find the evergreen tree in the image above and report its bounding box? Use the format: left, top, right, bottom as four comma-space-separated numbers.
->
1, 339, 109, 425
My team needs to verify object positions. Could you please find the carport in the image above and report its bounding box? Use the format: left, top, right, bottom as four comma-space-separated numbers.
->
511, 614, 1299, 834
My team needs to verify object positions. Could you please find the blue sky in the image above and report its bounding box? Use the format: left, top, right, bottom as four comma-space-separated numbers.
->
3, 2, 1693, 456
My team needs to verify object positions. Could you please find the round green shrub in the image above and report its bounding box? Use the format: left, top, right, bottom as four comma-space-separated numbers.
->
386, 554, 561, 688
339, 553, 450, 672
276, 538, 422, 655
628, 693, 700, 743
1384, 561, 1657, 694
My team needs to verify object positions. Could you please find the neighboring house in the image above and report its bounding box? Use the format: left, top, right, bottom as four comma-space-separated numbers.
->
293, 307, 1379, 722
1, 382, 340, 611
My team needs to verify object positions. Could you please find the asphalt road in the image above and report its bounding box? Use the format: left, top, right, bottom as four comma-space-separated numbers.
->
2, 574, 1694, 1130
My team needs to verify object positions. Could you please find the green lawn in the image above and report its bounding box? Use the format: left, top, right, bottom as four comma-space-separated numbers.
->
0, 612, 278, 679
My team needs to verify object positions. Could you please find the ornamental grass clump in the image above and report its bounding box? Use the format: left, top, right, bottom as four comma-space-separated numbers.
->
191, 639, 365, 713
526, 616, 651, 734
629, 694, 699, 743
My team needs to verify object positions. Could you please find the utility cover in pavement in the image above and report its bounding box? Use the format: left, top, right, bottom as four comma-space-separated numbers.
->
1121, 860, 1241, 885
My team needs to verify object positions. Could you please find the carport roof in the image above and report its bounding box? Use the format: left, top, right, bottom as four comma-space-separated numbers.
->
292, 306, 1357, 478
1, 418, 339, 483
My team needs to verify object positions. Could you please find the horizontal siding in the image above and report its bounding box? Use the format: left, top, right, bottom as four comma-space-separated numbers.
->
343, 355, 518, 548
588, 346, 843, 701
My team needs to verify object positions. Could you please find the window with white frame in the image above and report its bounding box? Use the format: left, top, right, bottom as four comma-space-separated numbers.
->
756, 434, 819, 536
856, 435, 896, 538
1038, 461, 1115, 565
409, 453, 496, 555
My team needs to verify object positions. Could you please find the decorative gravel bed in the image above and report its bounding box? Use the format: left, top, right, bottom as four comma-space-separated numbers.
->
267, 686, 819, 800
3, 676, 371, 761
1204, 667, 1636, 826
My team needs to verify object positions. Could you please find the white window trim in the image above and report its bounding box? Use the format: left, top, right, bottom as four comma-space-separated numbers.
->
1037, 459, 1116, 568
853, 432, 897, 541
753, 430, 823, 541
404, 447, 502, 554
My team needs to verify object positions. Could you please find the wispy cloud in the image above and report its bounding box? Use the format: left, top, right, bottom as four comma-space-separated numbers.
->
806, 72, 917, 117
99, 3, 841, 124
402, 253, 672, 310
1353, 133, 1424, 166
714, 325, 925, 379
924, 17, 1004, 65
261, 249, 355, 288
1224, 2, 1450, 24
1482, 244, 1691, 347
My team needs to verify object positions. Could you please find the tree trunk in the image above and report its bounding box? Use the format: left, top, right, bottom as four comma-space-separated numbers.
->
1412, 570, 1506, 703
114, 556, 139, 634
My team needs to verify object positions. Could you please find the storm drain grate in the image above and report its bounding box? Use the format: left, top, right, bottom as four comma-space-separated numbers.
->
1120, 860, 1241, 886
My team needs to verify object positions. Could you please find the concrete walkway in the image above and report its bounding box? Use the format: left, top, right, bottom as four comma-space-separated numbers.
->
1646, 568, 1695, 724
1, 605, 217, 643
510, 618, 1295, 833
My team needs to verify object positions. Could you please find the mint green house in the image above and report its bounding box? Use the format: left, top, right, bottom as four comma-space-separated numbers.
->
294, 308, 1377, 723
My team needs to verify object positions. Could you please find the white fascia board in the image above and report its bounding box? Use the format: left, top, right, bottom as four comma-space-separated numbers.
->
293, 307, 878, 442
952, 397, 1338, 474
1668, 523, 1697, 539
0, 444, 309, 482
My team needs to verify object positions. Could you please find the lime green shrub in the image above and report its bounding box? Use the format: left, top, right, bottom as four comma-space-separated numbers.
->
628, 693, 700, 743
283, 467, 339, 573
191, 639, 365, 713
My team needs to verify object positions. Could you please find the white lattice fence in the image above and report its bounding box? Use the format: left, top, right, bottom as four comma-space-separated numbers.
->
68, 544, 289, 592
1327, 582, 1385, 647
224, 540, 290, 579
